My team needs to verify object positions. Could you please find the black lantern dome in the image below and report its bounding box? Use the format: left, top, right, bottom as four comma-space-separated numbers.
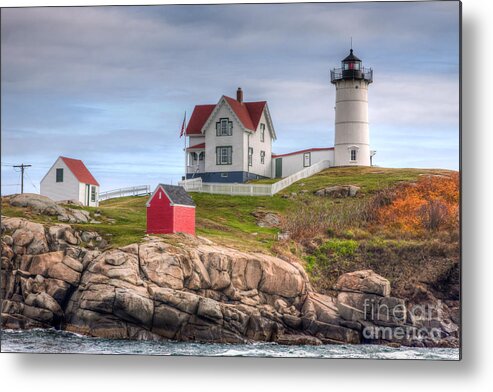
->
342, 48, 361, 62
331, 48, 373, 84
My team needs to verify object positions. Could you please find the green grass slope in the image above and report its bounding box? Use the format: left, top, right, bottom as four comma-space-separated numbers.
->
3, 166, 454, 251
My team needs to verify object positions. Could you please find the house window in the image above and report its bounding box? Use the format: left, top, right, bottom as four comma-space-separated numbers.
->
191, 152, 198, 161
350, 149, 357, 161
221, 173, 228, 178
216, 146, 232, 165
91, 186, 96, 202
260, 150, 265, 164
303, 152, 311, 167
248, 147, 253, 166
56, 168, 63, 182
260, 124, 265, 142
199, 151, 205, 161
216, 118, 233, 136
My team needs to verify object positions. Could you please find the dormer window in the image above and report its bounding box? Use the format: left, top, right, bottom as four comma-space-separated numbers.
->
216, 118, 233, 136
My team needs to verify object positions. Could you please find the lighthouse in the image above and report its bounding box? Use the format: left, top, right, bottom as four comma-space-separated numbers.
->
331, 48, 373, 166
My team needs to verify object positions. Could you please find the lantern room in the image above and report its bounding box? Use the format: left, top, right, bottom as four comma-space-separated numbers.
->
330, 48, 373, 84
342, 49, 363, 78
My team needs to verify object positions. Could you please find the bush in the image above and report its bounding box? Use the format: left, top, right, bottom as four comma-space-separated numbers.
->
370, 173, 459, 233
420, 199, 450, 231
281, 198, 367, 242
320, 239, 358, 257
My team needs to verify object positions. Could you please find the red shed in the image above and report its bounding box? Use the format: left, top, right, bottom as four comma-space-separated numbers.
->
146, 184, 196, 235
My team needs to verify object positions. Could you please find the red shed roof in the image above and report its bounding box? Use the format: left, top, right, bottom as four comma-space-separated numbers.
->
60, 156, 99, 186
185, 96, 267, 135
272, 147, 334, 158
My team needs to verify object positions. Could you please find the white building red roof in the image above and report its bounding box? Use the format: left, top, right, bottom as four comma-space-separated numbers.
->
186, 96, 267, 135
60, 156, 99, 186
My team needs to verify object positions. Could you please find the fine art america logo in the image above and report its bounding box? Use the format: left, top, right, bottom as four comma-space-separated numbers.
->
361, 298, 443, 343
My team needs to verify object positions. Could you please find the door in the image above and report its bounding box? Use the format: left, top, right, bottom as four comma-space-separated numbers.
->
275, 158, 283, 178
85, 184, 90, 206
303, 152, 311, 167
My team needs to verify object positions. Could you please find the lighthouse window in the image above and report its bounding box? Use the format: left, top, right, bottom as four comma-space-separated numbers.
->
345, 62, 361, 70
350, 150, 357, 161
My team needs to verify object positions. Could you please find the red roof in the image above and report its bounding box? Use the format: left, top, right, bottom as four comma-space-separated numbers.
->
272, 147, 334, 158
186, 104, 215, 135
60, 156, 99, 186
185, 96, 267, 135
187, 142, 205, 150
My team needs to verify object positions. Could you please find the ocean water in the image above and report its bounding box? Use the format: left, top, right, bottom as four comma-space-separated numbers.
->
0, 329, 459, 360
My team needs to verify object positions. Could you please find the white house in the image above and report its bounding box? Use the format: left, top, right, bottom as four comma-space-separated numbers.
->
185, 87, 276, 183
40, 156, 100, 207
184, 49, 373, 183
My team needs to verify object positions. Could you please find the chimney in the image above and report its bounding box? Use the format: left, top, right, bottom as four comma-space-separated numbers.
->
236, 87, 243, 103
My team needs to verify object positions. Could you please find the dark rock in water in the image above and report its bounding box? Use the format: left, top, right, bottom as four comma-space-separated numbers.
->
0, 215, 459, 348
276, 334, 323, 346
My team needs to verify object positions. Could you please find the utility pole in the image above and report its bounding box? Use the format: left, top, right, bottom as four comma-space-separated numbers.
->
13, 164, 32, 194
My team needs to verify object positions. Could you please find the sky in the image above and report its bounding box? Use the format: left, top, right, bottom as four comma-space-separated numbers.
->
1, 1, 460, 194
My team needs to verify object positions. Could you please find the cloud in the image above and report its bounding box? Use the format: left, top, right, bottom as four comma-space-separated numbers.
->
1, 2, 460, 194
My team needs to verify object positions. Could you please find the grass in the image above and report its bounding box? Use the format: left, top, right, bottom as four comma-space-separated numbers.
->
1, 166, 457, 252
275, 166, 453, 195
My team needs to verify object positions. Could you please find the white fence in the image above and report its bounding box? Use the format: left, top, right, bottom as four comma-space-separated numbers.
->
98, 185, 151, 201
178, 160, 331, 196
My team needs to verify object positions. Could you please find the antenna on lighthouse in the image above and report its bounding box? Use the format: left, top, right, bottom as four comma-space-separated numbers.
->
350, 37, 353, 50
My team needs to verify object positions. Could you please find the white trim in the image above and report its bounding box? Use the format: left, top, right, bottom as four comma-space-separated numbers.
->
170, 203, 196, 209
262, 103, 277, 140
201, 96, 249, 135
40, 156, 63, 184
146, 184, 195, 208
146, 184, 164, 207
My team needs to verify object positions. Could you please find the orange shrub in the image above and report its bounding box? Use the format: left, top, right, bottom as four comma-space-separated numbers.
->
376, 173, 459, 233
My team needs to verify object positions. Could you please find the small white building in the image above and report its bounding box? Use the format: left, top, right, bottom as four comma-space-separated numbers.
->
40, 156, 100, 207
271, 148, 334, 178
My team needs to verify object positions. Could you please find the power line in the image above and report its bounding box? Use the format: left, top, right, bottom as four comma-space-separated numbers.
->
12, 163, 32, 194
25, 170, 38, 192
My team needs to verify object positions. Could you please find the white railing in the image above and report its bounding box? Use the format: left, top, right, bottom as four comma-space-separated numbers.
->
98, 185, 151, 201
270, 160, 331, 194
178, 160, 331, 196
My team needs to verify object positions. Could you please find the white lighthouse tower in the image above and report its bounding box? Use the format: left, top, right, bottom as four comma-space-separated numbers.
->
331, 48, 373, 166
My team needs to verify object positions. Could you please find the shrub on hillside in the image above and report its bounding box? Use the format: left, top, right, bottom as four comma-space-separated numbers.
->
371, 173, 459, 233
280, 198, 367, 242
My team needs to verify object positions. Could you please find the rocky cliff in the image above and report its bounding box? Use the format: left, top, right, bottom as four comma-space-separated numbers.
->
1, 216, 459, 347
